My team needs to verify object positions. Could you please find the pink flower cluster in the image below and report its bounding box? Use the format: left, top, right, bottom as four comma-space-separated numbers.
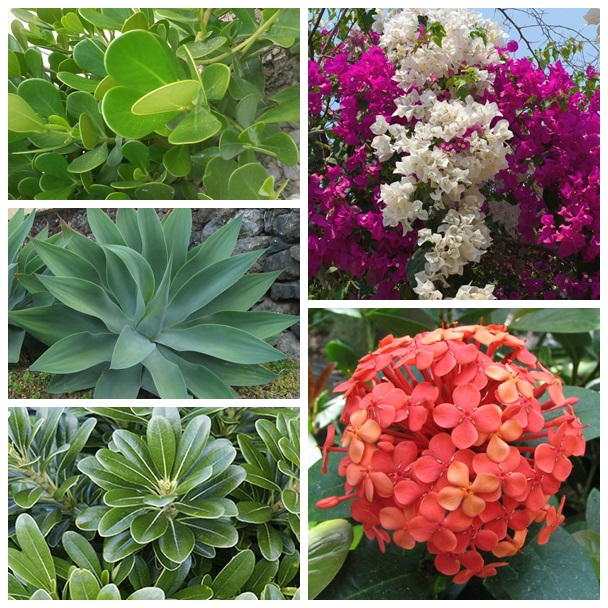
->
309, 30, 600, 299
488, 50, 599, 297
309, 36, 417, 297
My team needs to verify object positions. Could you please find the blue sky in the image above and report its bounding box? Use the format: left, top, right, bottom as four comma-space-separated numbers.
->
478, 8, 598, 65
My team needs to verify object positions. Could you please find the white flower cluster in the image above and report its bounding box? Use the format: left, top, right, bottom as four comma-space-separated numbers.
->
377, 8, 505, 89
372, 8, 512, 300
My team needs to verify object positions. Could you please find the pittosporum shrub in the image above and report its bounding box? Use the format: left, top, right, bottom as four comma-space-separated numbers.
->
8, 406, 300, 600
8, 8, 299, 200
8, 208, 299, 399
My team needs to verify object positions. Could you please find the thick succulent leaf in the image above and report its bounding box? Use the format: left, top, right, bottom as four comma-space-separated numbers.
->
8, 326, 25, 364
86, 208, 126, 246
175, 215, 241, 287
147, 415, 176, 479
75, 506, 110, 532
9, 303, 107, 346
112, 429, 159, 482
237, 501, 273, 524
159, 347, 237, 397
104, 244, 155, 302
187, 354, 277, 386
173, 585, 213, 600
131, 79, 201, 115
62, 531, 102, 579
115, 208, 142, 252
37, 275, 128, 333
31, 239, 100, 284
186, 310, 298, 338
61, 224, 107, 281
162, 208, 192, 276
105, 248, 145, 320
131, 510, 169, 543
167, 250, 265, 325
159, 520, 195, 563
142, 347, 189, 399
138, 208, 168, 285
94, 366, 143, 399
47, 364, 106, 394
14, 514, 56, 594
111, 326, 156, 369
136, 259, 172, 339
171, 414, 211, 480
8, 209, 35, 263
30, 331, 116, 374
158, 323, 285, 364
194, 271, 281, 317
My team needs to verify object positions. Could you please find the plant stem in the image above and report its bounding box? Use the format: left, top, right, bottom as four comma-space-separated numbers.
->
199, 9, 282, 64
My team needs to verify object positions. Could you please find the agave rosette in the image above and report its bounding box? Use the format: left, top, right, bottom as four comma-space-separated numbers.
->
8, 208, 298, 398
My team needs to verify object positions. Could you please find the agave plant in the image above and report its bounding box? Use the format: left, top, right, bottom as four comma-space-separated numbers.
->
8, 208, 298, 398
8, 407, 98, 545
77, 411, 245, 566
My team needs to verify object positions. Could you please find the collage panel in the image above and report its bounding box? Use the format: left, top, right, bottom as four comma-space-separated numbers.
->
8, 406, 300, 599
308, 308, 600, 600
308, 7, 599, 300
8, 7, 300, 201
8, 207, 300, 400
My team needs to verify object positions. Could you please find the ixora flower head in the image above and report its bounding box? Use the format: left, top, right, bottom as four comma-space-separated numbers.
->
317, 324, 585, 583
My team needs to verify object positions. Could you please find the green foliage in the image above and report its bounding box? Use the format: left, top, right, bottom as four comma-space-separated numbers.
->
8, 407, 300, 600
8, 8, 299, 200
8, 208, 298, 399
308, 519, 352, 599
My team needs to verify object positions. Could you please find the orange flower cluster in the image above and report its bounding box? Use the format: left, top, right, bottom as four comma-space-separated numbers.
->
317, 324, 585, 583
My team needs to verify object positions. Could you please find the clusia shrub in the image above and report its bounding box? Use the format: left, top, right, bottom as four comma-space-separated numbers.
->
316, 323, 586, 583
308, 8, 599, 299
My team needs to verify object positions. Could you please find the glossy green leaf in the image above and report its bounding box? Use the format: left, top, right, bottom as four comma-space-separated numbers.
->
62, 531, 102, 579
8, 93, 45, 132
15, 514, 56, 594
211, 549, 255, 599
257, 523, 283, 561
131, 510, 169, 543
485, 527, 599, 599
104, 30, 182, 95
168, 103, 221, 145
159, 520, 195, 563
202, 63, 231, 100
132, 80, 201, 115
69, 568, 101, 600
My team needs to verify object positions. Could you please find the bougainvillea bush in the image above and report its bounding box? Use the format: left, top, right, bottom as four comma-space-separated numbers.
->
308, 9, 599, 299
9, 407, 300, 600
8, 8, 299, 200
308, 308, 599, 599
